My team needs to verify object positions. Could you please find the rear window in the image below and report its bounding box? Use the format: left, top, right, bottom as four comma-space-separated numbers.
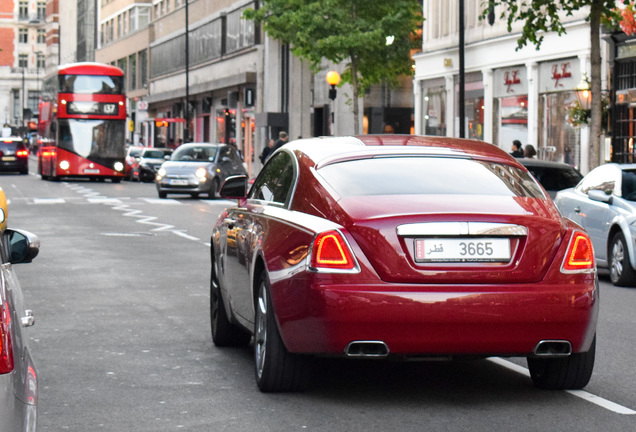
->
524, 166, 582, 191
318, 157, 545, 198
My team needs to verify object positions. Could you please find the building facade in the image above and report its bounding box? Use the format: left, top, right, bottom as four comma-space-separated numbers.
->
413, 0, 609, 174
0, 0, 48, 130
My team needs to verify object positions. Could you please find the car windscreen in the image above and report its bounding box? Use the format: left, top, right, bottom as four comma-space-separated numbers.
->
318, 156, 545, 198
171, 146, 217, 162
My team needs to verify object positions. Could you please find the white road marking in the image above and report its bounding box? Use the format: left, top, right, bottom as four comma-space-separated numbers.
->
33, 198, 66, 204
142, 198, 182, 205
489, 357, 636, 415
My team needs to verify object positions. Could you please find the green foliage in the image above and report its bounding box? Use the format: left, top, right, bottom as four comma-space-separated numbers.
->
479, 0, 618, 50
244, 0, 422, 94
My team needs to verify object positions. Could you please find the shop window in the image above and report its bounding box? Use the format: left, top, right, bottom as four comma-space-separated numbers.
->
497, 95, 528, 153
421, 83, 446, 136
538, 92, 579, 167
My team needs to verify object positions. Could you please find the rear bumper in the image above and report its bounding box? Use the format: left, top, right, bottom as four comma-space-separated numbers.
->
272, 276, 599, 357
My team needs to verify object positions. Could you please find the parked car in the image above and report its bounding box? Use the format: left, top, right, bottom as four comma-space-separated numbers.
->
0, 185, 40, 431
555, 163, 636, 286
155, 143, 246, 199
0, 137, 29, 175
518, 159, 583, 199
124, 145, 144, 180
130, 147, 173, 182
210, 135, 598, 392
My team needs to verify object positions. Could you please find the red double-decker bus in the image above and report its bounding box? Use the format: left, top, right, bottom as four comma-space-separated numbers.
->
38, 62, 126, 182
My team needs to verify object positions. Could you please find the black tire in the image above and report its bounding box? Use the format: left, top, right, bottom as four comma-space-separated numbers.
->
191, 192, 199, 199
210, 255, 251, 347
609, 231, 636, 287
209, 178, 220, 199
528, 336, 596, 390
112, 177, 122, 183
158, 191, 167, 199
254, 272, 310, 392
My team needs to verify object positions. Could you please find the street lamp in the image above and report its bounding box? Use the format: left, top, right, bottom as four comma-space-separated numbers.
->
326, 70, 340, 101
575, 73, 591, 110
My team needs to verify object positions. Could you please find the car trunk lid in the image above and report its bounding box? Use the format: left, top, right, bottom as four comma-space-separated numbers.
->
338, 194, 566, 284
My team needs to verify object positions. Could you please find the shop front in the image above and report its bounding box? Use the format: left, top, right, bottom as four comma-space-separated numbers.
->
537, 58, 582, 168
493, 66, 528, 153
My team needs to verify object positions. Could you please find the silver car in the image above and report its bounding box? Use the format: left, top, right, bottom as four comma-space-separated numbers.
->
0, 188, 40, 431
555, 163, 636, 286
155, 143, 246, 199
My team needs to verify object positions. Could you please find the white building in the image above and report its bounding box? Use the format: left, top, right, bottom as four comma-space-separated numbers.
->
413, 1, 607, 173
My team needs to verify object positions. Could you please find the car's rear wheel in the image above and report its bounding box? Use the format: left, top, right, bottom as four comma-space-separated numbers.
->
527, 336, 595, 390
254, 271, 310, 392
210, 257, 250, 347
609, 232, 636, 287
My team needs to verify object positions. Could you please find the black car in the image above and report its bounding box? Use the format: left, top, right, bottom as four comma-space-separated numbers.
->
0, 137, 29, 175
131, 147, 173, 182
519, 159, 583, 199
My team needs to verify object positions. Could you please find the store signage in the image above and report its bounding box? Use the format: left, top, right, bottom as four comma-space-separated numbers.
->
539, 59, 580, 93
551, 63, 572, 88
494, 66, 527, 98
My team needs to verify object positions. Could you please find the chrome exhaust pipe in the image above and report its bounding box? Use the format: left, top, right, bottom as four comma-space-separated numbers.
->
533, 340, 572, 357
345, 341, 389, 357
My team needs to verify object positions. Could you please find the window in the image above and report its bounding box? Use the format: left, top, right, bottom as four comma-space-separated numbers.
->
37, 2, 46, 20
128, 53, 137, 90
19, 28, 28, 44
18, 1, 28, 20
138, 49, 148, 88
28, 92, 40, 112
18, 54, 28, 68
226, 6, 255, 53
36, 53, 45, 69
249, 152, 295, 205
319, 157, 545, 198
37, 29, 45, 44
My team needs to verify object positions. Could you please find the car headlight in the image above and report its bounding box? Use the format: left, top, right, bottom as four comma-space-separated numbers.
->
196, 167, 207, 179
157, 167, 166, 177
114, 162, 124, 171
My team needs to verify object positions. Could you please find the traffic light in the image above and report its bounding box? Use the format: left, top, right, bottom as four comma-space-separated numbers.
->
155, 120, 168, 127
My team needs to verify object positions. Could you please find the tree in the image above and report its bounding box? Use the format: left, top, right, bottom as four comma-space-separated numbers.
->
244, 0, 422, 134
481, 0, 619, 170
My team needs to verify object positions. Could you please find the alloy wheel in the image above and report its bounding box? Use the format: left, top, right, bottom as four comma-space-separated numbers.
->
254, 282, 268, 380
610, 238, 625, 284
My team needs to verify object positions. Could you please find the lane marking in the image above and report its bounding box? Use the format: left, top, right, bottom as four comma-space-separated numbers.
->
33, 198, 66, 204
488, 357, 636, 415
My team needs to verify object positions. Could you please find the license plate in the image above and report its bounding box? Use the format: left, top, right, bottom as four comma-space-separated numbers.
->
84, 168, 100, 174
415, 238, 511, 262
169, 179, 189, 186
2, 156, 16, 161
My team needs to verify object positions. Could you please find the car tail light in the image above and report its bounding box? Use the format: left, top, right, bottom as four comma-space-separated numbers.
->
310, 230, 358, 271
17, 149, 29, 157
561, 231, 595, 273
0, 301, 14, 374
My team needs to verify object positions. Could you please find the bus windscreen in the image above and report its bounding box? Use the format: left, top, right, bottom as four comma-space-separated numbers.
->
59, 75, 124, 95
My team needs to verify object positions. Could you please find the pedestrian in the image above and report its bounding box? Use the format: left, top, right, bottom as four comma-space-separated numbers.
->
273, 131, 288, 151
524, 144, 537, 159
260, 139, 275, 164
510, 140, 524, 158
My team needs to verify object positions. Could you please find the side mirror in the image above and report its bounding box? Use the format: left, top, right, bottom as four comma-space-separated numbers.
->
220, 175, 248, 199
5, 228, 40, 264
588, 189, 612, 204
